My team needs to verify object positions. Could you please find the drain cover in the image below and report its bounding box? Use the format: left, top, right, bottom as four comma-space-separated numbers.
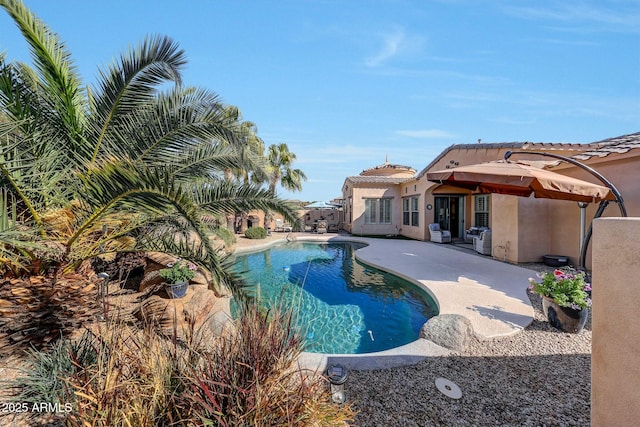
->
435, 377, 462, 399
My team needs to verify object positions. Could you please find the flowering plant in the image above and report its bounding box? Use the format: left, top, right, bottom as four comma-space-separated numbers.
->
159, 259, 197, 284
528, 268, 592, 310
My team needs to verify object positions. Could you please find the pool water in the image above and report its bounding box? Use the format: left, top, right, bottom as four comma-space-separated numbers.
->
232, 242, 438, 354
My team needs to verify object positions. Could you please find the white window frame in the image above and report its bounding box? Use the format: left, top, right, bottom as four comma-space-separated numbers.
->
364, 198, 392, 224
403, 196, 419, 226
474, 194, 490, 228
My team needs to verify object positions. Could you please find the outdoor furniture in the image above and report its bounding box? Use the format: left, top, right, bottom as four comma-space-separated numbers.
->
316, 220, 327, 234
429, 223, 451, 243
274, 219, 292, 232
464, 226, 489, 243
474, 230, 492, 255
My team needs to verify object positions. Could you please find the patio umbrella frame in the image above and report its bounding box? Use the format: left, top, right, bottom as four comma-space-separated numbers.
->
504, 151, 627, 269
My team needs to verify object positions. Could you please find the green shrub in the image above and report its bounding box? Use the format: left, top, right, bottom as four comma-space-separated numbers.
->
244, 227, 267, 239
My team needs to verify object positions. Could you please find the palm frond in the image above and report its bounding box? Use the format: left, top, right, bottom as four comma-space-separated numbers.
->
192, 181, 300, 226
89, 35, 186, 162
0, 0, 86, 149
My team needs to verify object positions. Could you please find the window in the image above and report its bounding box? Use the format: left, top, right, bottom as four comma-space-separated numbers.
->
411, 197, 419, 226
474, 194, 490, 228
364, 198, 392, 224
403, 198, 410, 225
403, 196, 419, 226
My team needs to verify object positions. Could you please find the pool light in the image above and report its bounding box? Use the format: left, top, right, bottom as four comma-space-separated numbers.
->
326, 364, 349, 404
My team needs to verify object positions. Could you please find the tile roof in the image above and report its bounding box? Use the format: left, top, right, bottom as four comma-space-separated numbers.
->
360, 162, 416, 175
573, 131, 640, 161
414, 142, 528, 179
345, 176, 412, 185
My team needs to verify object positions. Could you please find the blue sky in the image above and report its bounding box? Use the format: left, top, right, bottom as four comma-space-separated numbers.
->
1, 1, 639, 202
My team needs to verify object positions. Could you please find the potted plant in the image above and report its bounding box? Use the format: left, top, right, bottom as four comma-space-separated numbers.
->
159, 258, 197, 299
528, 268, 592, 333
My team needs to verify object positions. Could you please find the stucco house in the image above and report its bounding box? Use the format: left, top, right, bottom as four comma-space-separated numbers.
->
341, 132, 640, 269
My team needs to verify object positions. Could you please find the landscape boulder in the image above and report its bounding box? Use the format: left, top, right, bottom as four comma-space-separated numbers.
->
420, 314, 475, 352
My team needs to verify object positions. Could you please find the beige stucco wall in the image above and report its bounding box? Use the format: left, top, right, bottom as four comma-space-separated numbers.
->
591, 217, 640, 427
516, 196, 551, 262
350, 185, 403, 236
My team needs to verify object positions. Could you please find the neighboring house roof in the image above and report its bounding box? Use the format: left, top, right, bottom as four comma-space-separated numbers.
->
360, 155, 416, 177
360, 162, 416, 175
344, 176, 412, 185
574, 131, 640, 161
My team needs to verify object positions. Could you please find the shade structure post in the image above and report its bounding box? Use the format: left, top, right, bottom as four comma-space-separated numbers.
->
578, 202, 588, 253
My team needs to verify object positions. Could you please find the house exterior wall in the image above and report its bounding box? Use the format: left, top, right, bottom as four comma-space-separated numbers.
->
350, 185, 403, 236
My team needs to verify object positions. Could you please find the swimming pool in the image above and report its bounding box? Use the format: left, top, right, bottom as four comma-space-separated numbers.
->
232, 241, 438, 354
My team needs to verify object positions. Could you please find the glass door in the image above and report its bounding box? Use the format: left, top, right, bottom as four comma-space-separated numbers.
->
434, 196, 465, 238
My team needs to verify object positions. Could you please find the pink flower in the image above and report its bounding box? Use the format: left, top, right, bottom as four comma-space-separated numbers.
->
584, 283, 592, 292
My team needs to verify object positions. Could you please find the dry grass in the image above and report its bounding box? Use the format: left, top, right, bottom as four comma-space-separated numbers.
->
2, 302, 354, 426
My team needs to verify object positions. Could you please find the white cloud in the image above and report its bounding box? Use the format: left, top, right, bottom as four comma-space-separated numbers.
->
504, 2, 640, 33
364, 27, 425, 68
394, 129, 457, 139
365, 28, 406, 67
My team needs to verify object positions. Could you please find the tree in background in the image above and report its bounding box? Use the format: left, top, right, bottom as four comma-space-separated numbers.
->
263, 142, 307, 229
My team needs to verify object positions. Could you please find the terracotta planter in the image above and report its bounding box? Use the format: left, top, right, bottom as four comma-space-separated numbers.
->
165, 281, 188, 299
542, 296, 588, 333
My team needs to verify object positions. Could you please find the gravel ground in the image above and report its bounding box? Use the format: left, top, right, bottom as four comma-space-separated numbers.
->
347, 291, 591, 427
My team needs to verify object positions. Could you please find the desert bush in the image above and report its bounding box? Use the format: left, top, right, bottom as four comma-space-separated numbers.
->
6, 304, 354, 426
8, 332, 98, 407
244, 226, 268, 239
179, 302, 354, 426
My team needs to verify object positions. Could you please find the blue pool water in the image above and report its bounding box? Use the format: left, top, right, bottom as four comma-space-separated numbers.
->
232, 241, 438, 354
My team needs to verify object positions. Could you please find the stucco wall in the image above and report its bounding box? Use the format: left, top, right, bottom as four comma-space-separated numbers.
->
591, 217, 640, 426
491, 195, 517, 261
516, 196, 551, 263
350, 186, 402, 236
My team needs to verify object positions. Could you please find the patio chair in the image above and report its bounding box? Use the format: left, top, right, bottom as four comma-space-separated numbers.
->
474, 230, 492, 255
429, 223, 451, 243
274, 219, 285, 232
464, 226, 489, 243
316, 220, 327, 234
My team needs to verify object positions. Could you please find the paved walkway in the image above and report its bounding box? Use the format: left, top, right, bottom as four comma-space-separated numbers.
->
233, 232, 538, 370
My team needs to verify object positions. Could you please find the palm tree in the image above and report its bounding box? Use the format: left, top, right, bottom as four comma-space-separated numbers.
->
263, 143, 307, 229
0, 0, 298, 295
220, 106, 267, 233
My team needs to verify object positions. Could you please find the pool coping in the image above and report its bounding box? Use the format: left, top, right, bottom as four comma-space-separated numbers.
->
232, 233, 537, 372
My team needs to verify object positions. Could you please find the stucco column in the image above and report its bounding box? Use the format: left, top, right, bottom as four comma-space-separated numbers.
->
591, 217, 640, 426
